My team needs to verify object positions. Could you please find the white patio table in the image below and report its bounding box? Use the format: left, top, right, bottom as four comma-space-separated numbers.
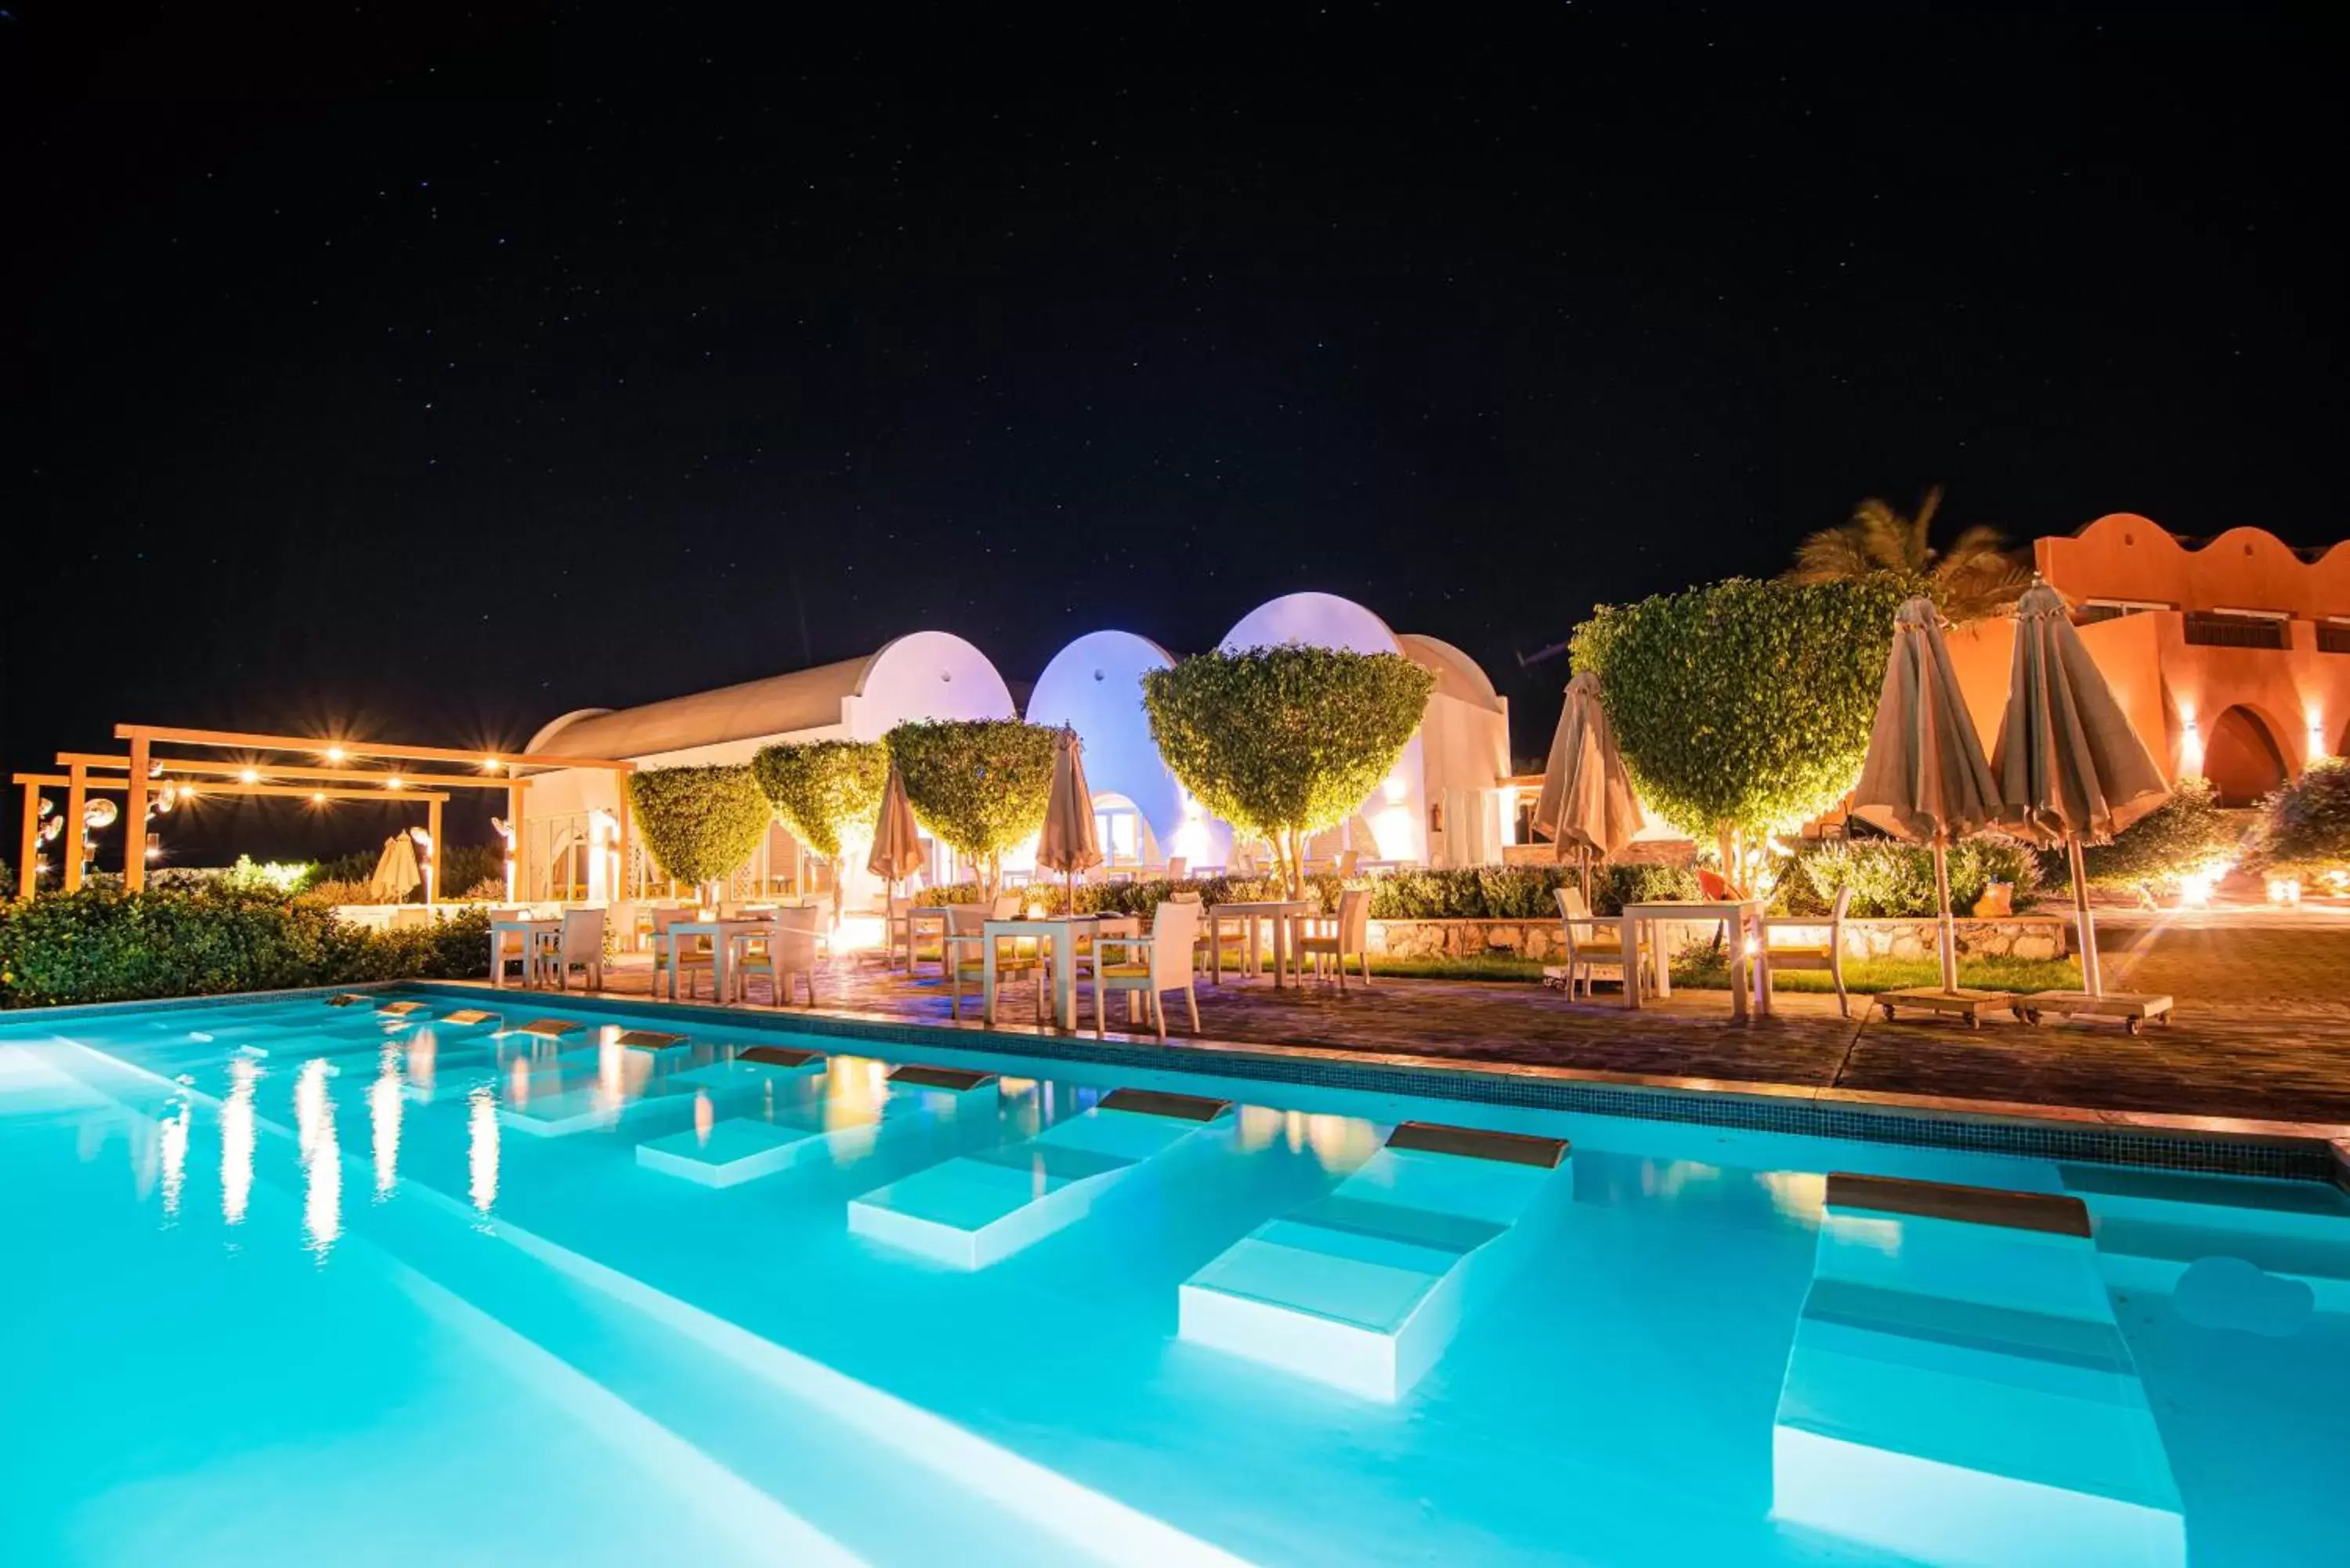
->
1204, 899, 1318, 987
1617, 899, 1773, 1019
490, 918, 559, 988
980, 916, 1100, 1029
659, 918, 769, 1003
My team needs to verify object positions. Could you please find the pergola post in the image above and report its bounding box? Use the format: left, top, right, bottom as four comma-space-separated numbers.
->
15, 782, 40, 901
508, 782, 526, 902
121, 735, 150, 891
426, 798, 444, 905
616, 789, 634, 902
63, 764, 89, 893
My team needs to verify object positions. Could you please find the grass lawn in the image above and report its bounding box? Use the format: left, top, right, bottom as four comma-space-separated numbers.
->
1669, 950, 2082, 995
1367, 949, 2084, 994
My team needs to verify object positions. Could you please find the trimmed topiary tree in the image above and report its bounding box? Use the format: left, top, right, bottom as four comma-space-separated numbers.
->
751, 739, 888, 923
2248, 757, 2350, 882
625, 764, 772, 898
883, 720, 1059, 892
1570, 575, 1918, 872
1144, 645, 1434, 896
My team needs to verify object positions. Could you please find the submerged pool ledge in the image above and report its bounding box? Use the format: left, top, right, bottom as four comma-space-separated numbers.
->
13, 977, 2345, 1185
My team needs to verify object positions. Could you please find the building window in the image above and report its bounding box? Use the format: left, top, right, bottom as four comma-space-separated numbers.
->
2319, 620, 2350, 655
1094, 804, 1142, 865
2076, 598, 2170, 626
2182, 611, 2289, 650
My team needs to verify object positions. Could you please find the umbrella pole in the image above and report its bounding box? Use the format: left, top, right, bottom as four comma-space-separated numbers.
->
2067, 836, 2103, 997
1579, 844, 1592, 909
1933, 839, 1958, 995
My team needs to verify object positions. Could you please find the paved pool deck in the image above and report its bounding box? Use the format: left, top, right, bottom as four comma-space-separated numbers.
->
489, 917, 2350, 1133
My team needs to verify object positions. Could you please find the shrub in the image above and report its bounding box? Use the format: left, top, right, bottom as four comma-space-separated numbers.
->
884, 720, 1059, 890
2043, 777, 2240, 893
1144, 645, 1434, 894
220, 855, 313, 896
0, 888, 491, 1008
911, 864, 1700, 920
1780, 835, 2040, 918
436, 842, 507, 898
627, 764, 773, 891
1570, 576, 1917, 856
2247, 757, 2350, 879
298, 877, 382, 907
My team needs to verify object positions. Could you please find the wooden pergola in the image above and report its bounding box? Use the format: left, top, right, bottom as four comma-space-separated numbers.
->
13, 724, 634, 902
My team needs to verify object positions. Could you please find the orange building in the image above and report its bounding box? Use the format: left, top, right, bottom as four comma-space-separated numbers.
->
1943, 514, 2350, 805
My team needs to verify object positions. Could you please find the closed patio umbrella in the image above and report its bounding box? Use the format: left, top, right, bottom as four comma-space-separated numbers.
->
369, 833, 421, 903
1993, 580, 2172, 1023
867, 764, 926, 970
1036, 728, 1103, 912
1532, 670, 1643, 905
1851, 596, 2007, 1020
866, 764, 924, 885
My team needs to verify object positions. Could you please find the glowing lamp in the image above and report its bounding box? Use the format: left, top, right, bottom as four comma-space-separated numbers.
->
324, 746, 347, 764
310, 790, 327, 804
240, 768, 259, 784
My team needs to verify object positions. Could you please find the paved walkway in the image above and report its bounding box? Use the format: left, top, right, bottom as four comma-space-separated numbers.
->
537, 921, 2350, 1130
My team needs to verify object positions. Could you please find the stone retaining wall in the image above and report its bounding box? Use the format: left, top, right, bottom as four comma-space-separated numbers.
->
1368, 915, 2070, 963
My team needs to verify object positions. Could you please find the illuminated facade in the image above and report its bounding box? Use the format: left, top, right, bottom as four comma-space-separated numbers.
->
522, 595, 1522, 905
1944, 515, 2350, 805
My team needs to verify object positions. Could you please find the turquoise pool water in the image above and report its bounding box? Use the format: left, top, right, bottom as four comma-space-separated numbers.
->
5, 991, 2347, 1567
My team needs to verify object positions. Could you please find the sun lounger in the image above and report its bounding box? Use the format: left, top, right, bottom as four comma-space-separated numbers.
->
1178, 1121, 1570, 1400
1772, 1172, 2185, 1568
847, 1089, 1230, 1268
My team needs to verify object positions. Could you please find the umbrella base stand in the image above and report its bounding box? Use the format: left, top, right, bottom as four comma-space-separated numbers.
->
1873, 988, 2019, 1028
2014, 991, 2176, 1035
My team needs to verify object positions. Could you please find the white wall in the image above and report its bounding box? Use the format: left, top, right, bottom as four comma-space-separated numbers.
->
1027, 629, 1231, 869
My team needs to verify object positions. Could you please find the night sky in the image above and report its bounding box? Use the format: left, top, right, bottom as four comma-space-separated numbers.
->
4, 4, 2341, 863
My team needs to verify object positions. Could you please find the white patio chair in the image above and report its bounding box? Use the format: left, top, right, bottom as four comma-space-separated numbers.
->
1090, 899, 1201, 1039
1556, 887, 1639, 1002
734, 905, 822, 1007
1762, 886, 1853, 1017
1289, 887, 1372, 991
538, 907, 606, 992
649, 905, 714, 998
942, 901, 1047, 1023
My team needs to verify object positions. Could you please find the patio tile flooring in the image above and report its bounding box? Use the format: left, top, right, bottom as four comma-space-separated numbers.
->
526, 920, 2350, 1130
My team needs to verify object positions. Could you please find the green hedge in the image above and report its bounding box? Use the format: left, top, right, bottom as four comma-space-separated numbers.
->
0, 887, 492, 1009
916, 864, 1701, 920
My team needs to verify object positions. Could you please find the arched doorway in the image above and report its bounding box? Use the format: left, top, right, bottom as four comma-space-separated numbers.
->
2201, 706, 2289, 806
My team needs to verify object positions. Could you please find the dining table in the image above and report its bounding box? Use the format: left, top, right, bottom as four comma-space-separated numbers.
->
978, 914, 1140, 1029
1616, 898, 1773, 1018
1203, 898, 1318, 987
489, 917, 560, 988
657, 917, 772, 1003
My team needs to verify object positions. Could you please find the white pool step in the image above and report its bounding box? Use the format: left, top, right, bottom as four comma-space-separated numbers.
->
1772, 1173, 2186, 1568
638, 1055, 984, 1187
1178, 1122, 1571, 1402
848, 1089, 1229, 1269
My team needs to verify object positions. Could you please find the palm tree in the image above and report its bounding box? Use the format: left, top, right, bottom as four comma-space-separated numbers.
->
1786, 486, 2029, 621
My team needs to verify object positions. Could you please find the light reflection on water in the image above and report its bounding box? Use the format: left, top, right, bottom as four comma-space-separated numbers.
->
157, 1095, 190, 1224
370, 1046, 404, 1198
1235, 1104, 1377, 1169
220, 1055, 258, 1227
467, 1084, 500, 1219
826, 1055, 888, 1131
296, 1058, 342, 1258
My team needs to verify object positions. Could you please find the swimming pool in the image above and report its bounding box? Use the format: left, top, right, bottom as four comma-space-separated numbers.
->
5, 987, 2345, 1567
